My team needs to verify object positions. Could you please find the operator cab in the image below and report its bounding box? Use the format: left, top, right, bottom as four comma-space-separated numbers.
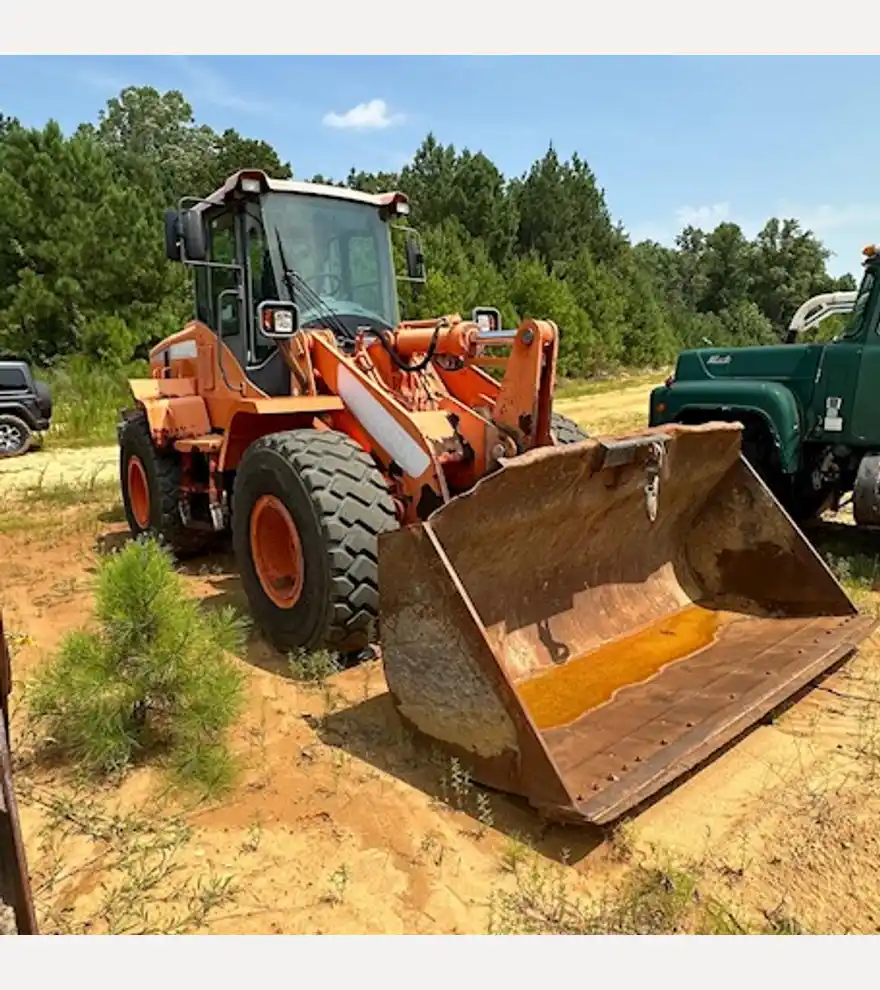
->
164, 170, 425, 396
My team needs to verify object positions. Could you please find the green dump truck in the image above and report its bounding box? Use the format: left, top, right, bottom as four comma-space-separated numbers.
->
649, 244, 880, 524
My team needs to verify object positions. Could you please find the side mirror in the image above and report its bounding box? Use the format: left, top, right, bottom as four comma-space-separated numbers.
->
180, 209, 207, 263
257, 300, 300, 339
405, 231, 426, 282
163, 209, 182, 261
472, 307, 501, 333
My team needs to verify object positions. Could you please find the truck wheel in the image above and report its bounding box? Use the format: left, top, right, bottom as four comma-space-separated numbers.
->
854, 454, 880, 526
0, 415, 32, 459
232, 428, 398, 655
551, 412, 589, 445
119, 410, 217, 558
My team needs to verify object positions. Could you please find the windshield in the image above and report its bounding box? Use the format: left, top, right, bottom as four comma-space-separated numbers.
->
262, 192, 399, 330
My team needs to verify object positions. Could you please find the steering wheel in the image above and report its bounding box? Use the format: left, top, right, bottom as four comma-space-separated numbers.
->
309, 272, 343, 296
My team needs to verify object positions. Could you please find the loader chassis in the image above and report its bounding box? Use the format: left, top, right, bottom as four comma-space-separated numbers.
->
117, 170, 878, 826
119, 170, 587, 655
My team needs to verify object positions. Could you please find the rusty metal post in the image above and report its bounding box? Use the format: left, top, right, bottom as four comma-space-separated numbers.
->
0, 611, 38, 935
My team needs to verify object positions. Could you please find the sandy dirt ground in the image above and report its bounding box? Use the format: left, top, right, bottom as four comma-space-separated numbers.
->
5, 378, 880, 934
0, 445, 117, 494
4, 496, 880, 935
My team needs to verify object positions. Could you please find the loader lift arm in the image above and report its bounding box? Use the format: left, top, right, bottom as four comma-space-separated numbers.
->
300, 314, 560, 521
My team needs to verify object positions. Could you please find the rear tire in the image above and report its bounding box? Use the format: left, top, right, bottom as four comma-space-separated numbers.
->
551, 412, 589, 445
0, 414, 32, 459
118, 410, 217, 558
854, 454, 880, 526
231, 428, 398, 655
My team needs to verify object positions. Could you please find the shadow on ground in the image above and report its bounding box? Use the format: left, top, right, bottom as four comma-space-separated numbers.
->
314, 691, 607, 865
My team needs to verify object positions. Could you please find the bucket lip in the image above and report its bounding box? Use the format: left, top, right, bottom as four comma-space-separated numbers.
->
567, 611, 879, 827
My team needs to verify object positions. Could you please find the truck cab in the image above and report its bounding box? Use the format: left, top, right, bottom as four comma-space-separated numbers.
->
649, 247, 880, 521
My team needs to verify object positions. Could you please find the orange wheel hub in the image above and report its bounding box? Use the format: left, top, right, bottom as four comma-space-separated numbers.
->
249, 495, 305, 609
127, 456, 151, 529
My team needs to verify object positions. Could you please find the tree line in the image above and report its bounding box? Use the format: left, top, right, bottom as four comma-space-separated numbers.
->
0, 85, 858, 376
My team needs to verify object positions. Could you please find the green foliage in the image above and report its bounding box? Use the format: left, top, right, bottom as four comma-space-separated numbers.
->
41, 355, 148, 447
0, 83, 860, 375
24, 536, 248, 793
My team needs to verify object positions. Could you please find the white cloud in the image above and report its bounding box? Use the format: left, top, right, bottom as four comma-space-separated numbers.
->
624, 203, 732, 246
675, 202, 731, 228
322, 99, 404, 131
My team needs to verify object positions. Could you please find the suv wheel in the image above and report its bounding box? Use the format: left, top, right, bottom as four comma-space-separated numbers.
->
0, 415, 32, 459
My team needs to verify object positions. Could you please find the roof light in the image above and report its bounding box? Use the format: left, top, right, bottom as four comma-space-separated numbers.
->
240, 177, 261, 194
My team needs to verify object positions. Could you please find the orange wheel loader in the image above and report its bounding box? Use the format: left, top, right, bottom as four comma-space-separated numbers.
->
118, 170, 878, 825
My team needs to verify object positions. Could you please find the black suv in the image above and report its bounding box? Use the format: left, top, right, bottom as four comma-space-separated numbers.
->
0, 360, 52, 458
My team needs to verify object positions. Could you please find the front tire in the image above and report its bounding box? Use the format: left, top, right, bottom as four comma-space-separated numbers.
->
232, 428, 398, 655
0, 414, 32, 459
118, 410, 217, 557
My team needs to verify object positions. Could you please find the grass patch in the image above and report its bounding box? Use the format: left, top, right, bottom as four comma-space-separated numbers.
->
23, 535, 248, 794
288, 648, 342, 683
19, 779, 238, 934
555, 368, 669, 401
0, 476, 118, 508
824, 549, 880, 594
818, 530, 880, 613
41, 357, 146, 449
488, 855, 798, 935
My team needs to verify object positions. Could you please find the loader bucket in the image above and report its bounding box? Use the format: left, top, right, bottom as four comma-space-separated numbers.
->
378, 422, 878, 826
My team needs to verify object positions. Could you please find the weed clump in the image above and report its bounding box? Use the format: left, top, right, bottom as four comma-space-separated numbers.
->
487, 856, 796, 935
24, 536, 247, 792
288, 648, 341, 683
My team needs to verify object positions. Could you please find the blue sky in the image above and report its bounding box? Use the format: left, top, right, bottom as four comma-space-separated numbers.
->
0, 54, 875, 278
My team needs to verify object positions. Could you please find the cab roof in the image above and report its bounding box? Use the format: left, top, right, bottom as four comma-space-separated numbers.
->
193, 169, 408, 214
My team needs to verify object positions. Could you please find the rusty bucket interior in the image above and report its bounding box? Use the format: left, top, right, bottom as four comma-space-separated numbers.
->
378, 422, 878, 826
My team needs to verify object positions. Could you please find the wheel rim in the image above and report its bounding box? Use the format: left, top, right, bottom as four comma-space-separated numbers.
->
250, 494, 305, 609
127, 456, 151, 529
0, 422, 23, 454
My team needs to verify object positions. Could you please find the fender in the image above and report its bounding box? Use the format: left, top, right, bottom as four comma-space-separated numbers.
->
128, 377, 212, 447
0, 400, 48, 432
649, 379, 803, 475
